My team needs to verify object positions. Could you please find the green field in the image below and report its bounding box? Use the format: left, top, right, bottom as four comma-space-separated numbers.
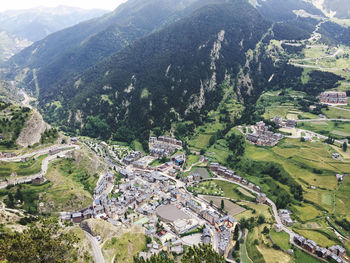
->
184, 154, 200, 169
0, 181, 51, 214
257, 89, 318, 120
298, 121, 350, 139
0, 154, 47, 177
103, 231, 146, 263
270, 229, 291, 251
293, 229, 338, 248
189, 181, 224, 196
243, 137, 350, 247
294, 247, 321, 263
322, 107, 350, 120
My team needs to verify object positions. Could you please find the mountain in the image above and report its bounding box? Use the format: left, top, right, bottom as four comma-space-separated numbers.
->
0, 6, 108, 42
0, 31, 31, 61
30, 0, 271, 140
309, 0, 350, 18
7, 0, 202, 92
0, 6, 107, 62
3, 0, 347, 144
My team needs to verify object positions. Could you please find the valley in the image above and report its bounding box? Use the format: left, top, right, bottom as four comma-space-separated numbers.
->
1, 0, 350, 263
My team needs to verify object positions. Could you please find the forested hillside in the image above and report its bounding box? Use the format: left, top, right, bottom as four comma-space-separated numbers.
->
35, 0, 271, 143
2, 0, 349, 148
6, 0, 201, 94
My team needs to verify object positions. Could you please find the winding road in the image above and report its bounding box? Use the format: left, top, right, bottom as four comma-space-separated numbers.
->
84, 230, 105, 263
0, 145, 79, 189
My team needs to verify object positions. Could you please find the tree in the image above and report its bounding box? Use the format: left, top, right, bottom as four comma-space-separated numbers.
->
0, 218, 78, 263
257, 214, 265, 225
134, 244, 224, 263
221, 199, 225, 211
343, 142, 347, 152
210, 200, 214, 207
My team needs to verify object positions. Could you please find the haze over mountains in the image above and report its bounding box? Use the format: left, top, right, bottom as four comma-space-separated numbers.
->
2, 0, 350, 144
0, 6, 107, 61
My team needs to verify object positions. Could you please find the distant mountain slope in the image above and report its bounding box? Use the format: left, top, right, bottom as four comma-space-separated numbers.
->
7, 0, 201, 93
310, 0, 350, 19
0, 31, 31, 61
37, 0, 271, 139
0, 6, 108, 42
255, 0, 324, 21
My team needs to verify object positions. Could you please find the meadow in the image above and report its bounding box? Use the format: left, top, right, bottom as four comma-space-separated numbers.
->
0, 154, 47, 177
298, 121, 350, 139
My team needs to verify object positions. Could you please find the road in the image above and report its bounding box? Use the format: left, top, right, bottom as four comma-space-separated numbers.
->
0, 145, 79, 189
296, 118, 350, 122
83, 230, 105, 263
20, 89, 32, 109
0, 144, 76, 162
332, 106, 350, 113
200, 177, 296, 239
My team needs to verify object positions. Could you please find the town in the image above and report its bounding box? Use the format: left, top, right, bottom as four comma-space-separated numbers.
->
59, 136, 349, 263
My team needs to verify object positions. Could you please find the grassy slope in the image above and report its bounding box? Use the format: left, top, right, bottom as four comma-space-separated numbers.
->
270, 229, 291, 251
298, 121, 350, 139
0, 154, 47, 177
40, 158, 95, 213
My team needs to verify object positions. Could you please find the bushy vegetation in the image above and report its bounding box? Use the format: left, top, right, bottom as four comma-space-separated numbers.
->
0, 101, 31, 148
0, 218, 78, 263
134, 244, 224, 263
40, 128, 59, 144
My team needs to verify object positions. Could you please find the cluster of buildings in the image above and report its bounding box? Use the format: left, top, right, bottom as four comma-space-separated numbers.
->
122, 151, 142, 165
168, 189, 237, 256
210, 163, 262, 194
319, 91, 348, 105
149, 136, 182, 158
272, 116, 297, 129
278, 209, 293, 226
63, 170, 173, 223
246, 121, 284, 146
0, 152, 16, 158
94, 172, 114, 196
294, 234, 347, 263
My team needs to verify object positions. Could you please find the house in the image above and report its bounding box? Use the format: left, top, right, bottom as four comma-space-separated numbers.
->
253, 185, 261, 192
72, 212, 83, 223
201, 210, 220, 225
332, 153, 340, 159
187, 200, 202, 214
336, 174, 344, 182
202, 227, 212, 244
210, 163, 219, 172
294, 234, 306, 246
21, 157, 29, 162
327, 253, 343, 263
329, 245, 346, 257
286, 120, 296, 128
319, 91, 348, 105
256, 193, 266, 204
303, 239, 317, 253
31, 176, 45, 184
274, 224, 283, 232
315, 246, 328, 258
272, 116, 283, 127
171, 246, 184, 254
216, 216, 236, 230
218, 226, 232, 256
49, 148, 62, 155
